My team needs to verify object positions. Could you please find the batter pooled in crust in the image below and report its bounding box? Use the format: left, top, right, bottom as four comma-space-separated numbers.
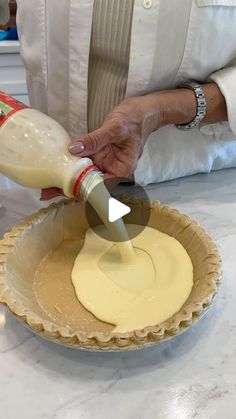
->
72, 225, 193, 333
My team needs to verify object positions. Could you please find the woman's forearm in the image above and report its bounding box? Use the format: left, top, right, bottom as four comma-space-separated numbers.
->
69, 83, 228, 179
141, 83, 228, 137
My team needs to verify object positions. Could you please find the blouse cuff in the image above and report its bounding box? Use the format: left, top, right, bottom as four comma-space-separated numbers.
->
209, 66, 236, 137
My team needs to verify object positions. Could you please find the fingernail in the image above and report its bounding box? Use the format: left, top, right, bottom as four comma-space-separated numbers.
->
69, 142, 85, 154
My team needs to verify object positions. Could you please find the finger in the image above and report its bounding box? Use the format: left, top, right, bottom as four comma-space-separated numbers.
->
68, 127, 112, 157
40, 188, 64, 201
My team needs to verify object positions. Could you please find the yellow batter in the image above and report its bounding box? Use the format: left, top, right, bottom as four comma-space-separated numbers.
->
72, 224, 193, 333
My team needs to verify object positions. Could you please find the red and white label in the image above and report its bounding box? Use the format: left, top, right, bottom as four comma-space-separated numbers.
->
0, 91, 28, 127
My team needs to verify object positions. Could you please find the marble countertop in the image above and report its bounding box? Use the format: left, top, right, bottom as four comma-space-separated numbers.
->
1, 169, 236, 419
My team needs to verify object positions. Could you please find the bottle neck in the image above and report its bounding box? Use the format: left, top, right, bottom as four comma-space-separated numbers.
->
73, 165, 104, 201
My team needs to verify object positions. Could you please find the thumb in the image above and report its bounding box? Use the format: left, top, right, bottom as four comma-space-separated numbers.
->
68, 127, 111, 157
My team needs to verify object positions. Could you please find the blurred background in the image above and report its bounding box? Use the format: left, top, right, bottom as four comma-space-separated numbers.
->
0, 0, 28, 188
0, 0, 16, 30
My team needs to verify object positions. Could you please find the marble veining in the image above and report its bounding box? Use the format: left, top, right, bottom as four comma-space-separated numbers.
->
1, 169, 236, 419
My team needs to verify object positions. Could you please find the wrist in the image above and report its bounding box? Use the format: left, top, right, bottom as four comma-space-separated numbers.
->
161, 89, 198, 125
141, 89, 198, 136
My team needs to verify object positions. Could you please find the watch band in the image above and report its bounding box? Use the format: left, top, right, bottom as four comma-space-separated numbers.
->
176, 82, 207, 130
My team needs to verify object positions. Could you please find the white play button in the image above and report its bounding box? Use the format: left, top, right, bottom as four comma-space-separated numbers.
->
85, 177, 151, 241
108, 197, 131, 223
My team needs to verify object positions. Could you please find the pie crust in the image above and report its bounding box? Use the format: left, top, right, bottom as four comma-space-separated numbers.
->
0, 199, 222, 351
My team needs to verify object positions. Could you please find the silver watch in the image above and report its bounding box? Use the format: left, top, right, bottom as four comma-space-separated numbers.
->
176, 82, 207, 130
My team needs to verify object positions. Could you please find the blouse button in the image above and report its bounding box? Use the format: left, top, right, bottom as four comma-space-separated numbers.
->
143, 0, 152, 8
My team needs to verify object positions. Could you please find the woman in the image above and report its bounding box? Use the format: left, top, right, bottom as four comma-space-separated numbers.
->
16, 0, 236, 187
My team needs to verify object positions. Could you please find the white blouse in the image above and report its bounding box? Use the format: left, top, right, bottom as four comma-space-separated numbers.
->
16, 0, 236, 185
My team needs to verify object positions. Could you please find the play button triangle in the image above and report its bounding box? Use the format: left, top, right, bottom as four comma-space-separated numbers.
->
108, 198, 131, 223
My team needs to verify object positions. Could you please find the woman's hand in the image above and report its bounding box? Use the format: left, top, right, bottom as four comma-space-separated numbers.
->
41, 96, 159, 200
68, 96, 165, 179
